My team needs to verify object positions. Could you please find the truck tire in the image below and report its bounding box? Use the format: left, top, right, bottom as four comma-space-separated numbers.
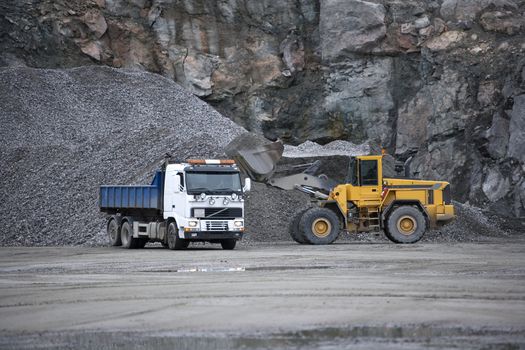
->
288, 208, 309, 244
221, 239, 236, 250
385, 206, 426, 243
167, 222, 189, 250
120, 221, 141, 249
298, 207, 340, 245
107, 217, 121, 246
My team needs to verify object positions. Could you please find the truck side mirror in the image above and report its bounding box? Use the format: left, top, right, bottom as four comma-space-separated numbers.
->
243, 178, 251, 192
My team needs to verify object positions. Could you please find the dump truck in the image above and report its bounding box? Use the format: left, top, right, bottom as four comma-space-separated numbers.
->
99, 159, 250, 250
226, 135, 454, 244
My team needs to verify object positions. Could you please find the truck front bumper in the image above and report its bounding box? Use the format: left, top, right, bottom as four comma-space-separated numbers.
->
182, 231, 244, 241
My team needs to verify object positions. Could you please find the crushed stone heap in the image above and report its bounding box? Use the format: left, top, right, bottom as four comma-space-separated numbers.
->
0, 66, 246, 246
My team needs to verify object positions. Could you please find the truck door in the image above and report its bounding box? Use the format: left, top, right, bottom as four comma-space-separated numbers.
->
163, 170, 185, 215
358, 159, 381, 203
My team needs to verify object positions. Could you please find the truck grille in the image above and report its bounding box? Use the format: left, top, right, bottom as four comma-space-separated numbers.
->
192, 207, 242, 219
205, 220, 229, 231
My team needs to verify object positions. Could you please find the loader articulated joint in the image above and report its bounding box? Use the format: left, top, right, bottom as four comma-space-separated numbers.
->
294, 185, 329, 199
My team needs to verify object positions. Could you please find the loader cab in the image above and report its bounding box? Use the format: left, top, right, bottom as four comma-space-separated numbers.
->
346, 156, 383, 203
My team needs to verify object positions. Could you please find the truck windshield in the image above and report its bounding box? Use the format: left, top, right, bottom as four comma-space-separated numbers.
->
186, 172, 242, 195
346, 157, 358, 186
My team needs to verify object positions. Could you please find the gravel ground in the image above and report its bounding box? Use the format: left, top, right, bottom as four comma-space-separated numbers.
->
0, 66, 520, 247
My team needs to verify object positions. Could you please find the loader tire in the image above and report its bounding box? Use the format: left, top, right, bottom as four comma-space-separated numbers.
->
385, 206, 426, 244
298, 207, 340, 245
121, 221, 141, 249
288, 208, 309, 244
107, 217, 121, 246
167, 222, 189, 250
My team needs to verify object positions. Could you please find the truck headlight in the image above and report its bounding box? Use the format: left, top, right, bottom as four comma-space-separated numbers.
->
200, 193, 206, 200
188, 221, 198, 227
223, 198, 229, 205
231, 193, 238, 200
234, 220, 243, 227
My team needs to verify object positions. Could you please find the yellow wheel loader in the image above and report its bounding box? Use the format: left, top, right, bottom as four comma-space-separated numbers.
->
226, 135, 455, 244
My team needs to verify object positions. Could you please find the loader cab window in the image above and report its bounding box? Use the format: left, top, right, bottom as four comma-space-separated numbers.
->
359, 160, 378, 186
347, 157, 359, 186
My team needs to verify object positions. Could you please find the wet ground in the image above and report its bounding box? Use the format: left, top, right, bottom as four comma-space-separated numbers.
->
0, 240, 524, 349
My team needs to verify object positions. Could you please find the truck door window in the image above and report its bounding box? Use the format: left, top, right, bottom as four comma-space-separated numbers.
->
177, 173, 184, 190
360, 160, 378, 186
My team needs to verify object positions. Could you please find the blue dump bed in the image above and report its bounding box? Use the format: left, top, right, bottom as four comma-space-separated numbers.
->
99, 171, 164, 212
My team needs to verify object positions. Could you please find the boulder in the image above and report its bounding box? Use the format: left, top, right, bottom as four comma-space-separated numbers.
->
482, 167, 510, 202
440, 0, 518, 22
396, 92, 432, 155
477, 81, 499, 107
480, 11, 524, 35
182, 54, 218, 97
424, 31, 466, 51
486, 112, 510, 159
81, 9, 107, 38
320, 0, 386, 60
507, 95, 525, 164
414, 16, 431, 29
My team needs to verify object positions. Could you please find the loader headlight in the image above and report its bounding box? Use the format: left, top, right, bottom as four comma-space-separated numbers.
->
234, 220, 243, 227
188, 221, 198, 228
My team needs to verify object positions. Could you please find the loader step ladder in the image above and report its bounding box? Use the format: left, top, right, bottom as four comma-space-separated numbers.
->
360, 207, 381, 231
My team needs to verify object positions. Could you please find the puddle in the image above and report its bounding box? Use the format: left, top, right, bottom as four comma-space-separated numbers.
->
143, 265, 333, 273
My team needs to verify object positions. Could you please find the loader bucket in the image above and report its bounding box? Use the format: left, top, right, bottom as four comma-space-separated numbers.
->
224, 134, 284, 182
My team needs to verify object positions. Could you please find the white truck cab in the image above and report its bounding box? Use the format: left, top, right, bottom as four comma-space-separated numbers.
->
100, 159, 250, 250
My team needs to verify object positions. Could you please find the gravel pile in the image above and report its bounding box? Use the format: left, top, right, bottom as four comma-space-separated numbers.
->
0, 66, 246, 246
283, 140, 369, 158
0, 66, 518, 247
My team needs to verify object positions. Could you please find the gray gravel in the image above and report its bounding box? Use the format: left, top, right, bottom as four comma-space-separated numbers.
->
0, 66, 245, 246
0, 66, 519, 247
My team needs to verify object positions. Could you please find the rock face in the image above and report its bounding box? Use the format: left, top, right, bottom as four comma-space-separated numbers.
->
1, 0, 525, 217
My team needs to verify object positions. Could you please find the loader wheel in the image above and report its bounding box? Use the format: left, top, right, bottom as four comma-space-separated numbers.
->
298, 207, 340, 245
385, 206, 426, 244
288, 208, 309, 244
121, 221, 141, 249
221, 239, 236, 250
167, 222, 189, 250
107, 217, 121, 246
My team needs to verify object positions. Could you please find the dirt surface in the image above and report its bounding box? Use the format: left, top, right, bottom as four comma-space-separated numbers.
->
1, 240, 524, 349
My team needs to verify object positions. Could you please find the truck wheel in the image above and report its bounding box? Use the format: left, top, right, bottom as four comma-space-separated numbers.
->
298, 207, 340, 245
167, 222, 189, 250
288, 208, 309, 244
221, 239, 236, 250
385, 206, 426, 243
120, 221, 141, 249
107, 217, 121, 246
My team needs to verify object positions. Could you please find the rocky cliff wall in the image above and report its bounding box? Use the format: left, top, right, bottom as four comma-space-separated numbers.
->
1, 0, 524, 217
